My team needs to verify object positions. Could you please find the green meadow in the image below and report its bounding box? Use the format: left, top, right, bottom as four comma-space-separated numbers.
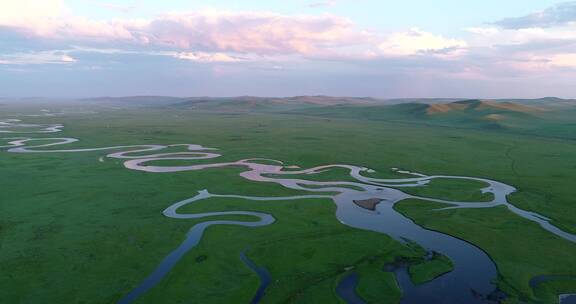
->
1, 100, 575, 303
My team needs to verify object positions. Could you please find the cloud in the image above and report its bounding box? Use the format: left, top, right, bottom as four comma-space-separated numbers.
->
494, 1, 576, 29
466, 26, 576, 47
0, 10, 369, 57
0, 0, 67, 22
144, 12, 367, 55
171, 52, 246, 63
378, 28, 467, 56
0, 2, 472, 66
550, 53, 576, 67
2, 0, 573, 95
466, 27, 499, 36
0, 50, 77, 65
60, 54, 77, 62
64, 47, 249, 64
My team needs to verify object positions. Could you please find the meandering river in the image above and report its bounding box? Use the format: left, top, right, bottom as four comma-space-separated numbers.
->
2, 117, 575, 304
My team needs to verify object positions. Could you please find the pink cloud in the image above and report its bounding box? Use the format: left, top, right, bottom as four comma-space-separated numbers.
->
0, 11, 369, 56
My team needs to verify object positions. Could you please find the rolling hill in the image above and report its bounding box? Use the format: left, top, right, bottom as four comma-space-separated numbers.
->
283, 99, 576, 139
59, 95, 576, 139
167, 95, 385, 112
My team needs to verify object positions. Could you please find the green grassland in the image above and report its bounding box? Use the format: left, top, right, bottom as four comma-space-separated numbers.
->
1, 100, 575, 303
399, 177, 494, 202
408, 252, 454, 285
533, 278, 576, 304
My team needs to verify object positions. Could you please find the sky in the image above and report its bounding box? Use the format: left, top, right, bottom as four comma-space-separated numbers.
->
0, 0, 575, 98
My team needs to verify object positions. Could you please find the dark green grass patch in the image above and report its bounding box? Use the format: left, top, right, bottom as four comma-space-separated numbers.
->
409, 252, 453, 285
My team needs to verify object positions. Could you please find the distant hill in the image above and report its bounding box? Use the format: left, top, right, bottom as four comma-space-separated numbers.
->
72, 96, 576, 139
425, 99, 545, 115
4, 95, 574, 139
283, 98, 576, 139
498, 97, 576, 110
75, 95, 576, 109
75, 95, 392, 111
163, 96, 391, 112
80, 96, 186, 106
283, 95, 383, 105
289, 99, 547, 118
